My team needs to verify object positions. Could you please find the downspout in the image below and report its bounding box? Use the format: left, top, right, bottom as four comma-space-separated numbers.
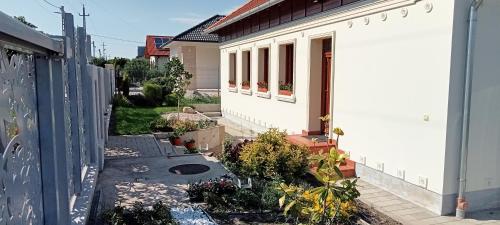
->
456, 0, 483, 219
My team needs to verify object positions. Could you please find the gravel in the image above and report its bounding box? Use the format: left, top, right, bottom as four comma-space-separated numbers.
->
171, 207, 217, 225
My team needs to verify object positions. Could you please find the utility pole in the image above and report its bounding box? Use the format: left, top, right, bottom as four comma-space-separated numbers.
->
102, 42, 106, 60
78, 4, 89, 32
92, 41, 96, 58
98, 49, 102, 58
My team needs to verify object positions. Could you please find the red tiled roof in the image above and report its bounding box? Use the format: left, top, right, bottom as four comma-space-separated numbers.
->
145, 35, 173, 58
207, 0, 269, 31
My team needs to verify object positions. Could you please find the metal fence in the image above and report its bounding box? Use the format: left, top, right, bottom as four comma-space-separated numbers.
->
0, 10, 114, 225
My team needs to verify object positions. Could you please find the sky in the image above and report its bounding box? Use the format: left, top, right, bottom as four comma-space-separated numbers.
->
1, 0, 246, 58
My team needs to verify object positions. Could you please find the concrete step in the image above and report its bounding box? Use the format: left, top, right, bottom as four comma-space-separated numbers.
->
203, 111, 222, 117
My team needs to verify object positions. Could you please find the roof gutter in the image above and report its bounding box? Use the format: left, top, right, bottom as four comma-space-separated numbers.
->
456, 0, 483, 219
204, 0, 285, 34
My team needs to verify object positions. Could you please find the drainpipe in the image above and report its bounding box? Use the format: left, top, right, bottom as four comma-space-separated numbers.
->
456, 0, 483, 219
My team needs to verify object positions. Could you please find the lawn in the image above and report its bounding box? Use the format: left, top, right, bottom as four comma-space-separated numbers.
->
114, 106, 177, 135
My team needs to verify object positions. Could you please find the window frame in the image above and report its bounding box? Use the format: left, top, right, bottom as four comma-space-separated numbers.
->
277, 39, 297, 102
228, 51, 238, 92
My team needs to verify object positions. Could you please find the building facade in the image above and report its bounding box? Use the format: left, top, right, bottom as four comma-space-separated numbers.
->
207, 0, 500, 216
145, 35, 172, 68
164, 15, 224, 90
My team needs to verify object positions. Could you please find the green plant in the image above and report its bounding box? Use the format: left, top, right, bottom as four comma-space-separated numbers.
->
113, 94, 133, 107
171, 120, 197, 137
143, 82, 163, 105
166, 58, 193, 118
279, 82, 293, 91
187, 175, 237, 203
278, 129, 360, 225
149, 117, 173, 132
239, 129, 309, 182
123, 58, 149, 82
101, 201, 177, 225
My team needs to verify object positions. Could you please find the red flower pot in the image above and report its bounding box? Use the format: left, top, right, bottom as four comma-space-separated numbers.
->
258, 87, 268, 93
185, 142, 196, 150
242, 85, 251, 90
172, 137, 183, 146
279, 90, 293, 96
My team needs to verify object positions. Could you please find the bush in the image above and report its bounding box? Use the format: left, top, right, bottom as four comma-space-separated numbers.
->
127, 95, 157, 107
149, 117, 173, 132
113, 94, 132, 107
143, 82, 163, 105
164, 94, 177, 107
221, 139, 252, 175
101, 201, 176, 225
187, 175, 237, 203
239, 129, 309, 182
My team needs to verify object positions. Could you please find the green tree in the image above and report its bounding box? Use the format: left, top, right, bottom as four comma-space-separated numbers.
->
123, 58, 149, 83
91, 57, 107, 67
14, 16, 37, 29
166, 58, 192, 117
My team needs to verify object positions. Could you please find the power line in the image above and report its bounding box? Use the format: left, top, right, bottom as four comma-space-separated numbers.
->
41, 0, 60, 9
89, 34, 144, 44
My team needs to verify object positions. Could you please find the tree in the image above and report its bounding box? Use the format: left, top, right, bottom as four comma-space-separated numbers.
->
166, 58, 192, 118
14, 16, 37, 29
91, 57, 107, 67
123, 58, 149, 83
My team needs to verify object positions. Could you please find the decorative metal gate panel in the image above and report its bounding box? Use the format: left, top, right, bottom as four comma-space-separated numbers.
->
0, 49, 44, 225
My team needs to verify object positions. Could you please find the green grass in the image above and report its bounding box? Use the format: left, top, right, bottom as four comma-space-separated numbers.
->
181, 95, 221, 105
114, 106, 177, 135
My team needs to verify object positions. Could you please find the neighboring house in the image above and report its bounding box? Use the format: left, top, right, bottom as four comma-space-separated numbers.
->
137, 46, 145, 58
207, 0, 500, 216
162, 15, 224, 90
145, 35, 172, 68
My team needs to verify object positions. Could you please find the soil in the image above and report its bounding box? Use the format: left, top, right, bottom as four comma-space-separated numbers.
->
207, 200, 402, 225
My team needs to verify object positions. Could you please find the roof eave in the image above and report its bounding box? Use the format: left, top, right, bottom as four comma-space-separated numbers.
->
204, 0, 285, 34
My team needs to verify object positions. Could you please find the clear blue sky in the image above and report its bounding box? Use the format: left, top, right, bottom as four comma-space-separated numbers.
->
1, 0, 246, 58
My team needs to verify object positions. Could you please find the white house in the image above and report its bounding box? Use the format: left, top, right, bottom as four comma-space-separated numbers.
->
206, 0, 500, 217
163, 15, 225, 90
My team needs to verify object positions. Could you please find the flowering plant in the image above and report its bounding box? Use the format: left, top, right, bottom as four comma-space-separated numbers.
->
229, 80, 236, 86
257, 81, 268, 89
187, 175, 237, 202
241, 81, 251, 87
279, 82, 293, 91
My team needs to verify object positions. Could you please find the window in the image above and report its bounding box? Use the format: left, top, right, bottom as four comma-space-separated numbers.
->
154, 37, 168, 49
279, 43, 294, 96
229, 52, 237, 88
257, 47, 270, 92
241, 50, 251, 90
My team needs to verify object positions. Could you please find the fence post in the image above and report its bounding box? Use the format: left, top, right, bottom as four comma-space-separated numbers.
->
64, 12, 82, 194
36, 56, 71, 225
78, 27, 99, 167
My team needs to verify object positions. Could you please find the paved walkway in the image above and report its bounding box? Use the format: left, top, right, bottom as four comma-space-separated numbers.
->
357, 179, 500, 225
93, 135, 230, 224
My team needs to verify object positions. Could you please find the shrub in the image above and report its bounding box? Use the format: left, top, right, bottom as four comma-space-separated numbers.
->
113, 94, 132, 107
239, 129, 309, 182
143, 82, 163, 105
149, 117, 173, 132
101, 201, 176, 225
127, 95, 157, 107
121, 74, 130, 97
187, 175, 237, 203
221, 139, 251, 175
164, 94, 177, 107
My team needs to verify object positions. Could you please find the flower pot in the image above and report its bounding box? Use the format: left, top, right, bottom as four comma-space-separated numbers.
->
258, 87, 268, 93
242, 85, 251, 90
229, 84, 236, 88
185, 142, 196, 150
171, 137, 183, 146
279, 90, 293, 96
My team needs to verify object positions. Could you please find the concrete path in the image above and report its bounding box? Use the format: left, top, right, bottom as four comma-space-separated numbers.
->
94, 135, 230, 222
357, 179, 500, 225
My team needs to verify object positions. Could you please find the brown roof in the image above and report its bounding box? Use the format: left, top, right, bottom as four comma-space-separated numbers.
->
207, 0, 269, 31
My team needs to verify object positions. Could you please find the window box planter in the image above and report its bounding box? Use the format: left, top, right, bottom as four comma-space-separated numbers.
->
229, 84, 236, 88
279, 90, 293, 96
258, 87, 268, 93
241, 85, 251, 90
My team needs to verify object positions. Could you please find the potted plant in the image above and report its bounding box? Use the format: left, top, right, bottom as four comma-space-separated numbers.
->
319, 114, 330, 136
184, 139, 196, 151
241, 81, 251, 90
229, 80, 236, 88
171, 126, 187, 146
279, 82, 293, 96
257, 81, 268, 92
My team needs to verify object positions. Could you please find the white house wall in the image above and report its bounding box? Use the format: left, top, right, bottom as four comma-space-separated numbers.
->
220, 0, 457, 214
